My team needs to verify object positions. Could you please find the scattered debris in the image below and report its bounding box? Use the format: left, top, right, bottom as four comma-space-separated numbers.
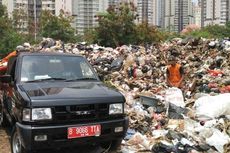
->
2, 37, 230, 153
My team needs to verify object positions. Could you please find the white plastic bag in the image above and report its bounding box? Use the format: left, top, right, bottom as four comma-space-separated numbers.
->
165, 87, 185, 108
206, 128, 230, 153
194, 93, 230, 121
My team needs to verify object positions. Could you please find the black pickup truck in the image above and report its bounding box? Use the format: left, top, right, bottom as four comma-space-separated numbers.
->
0, 52, 128, 153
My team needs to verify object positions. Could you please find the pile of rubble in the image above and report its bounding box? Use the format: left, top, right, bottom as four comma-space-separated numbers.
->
18, 37, 230, 152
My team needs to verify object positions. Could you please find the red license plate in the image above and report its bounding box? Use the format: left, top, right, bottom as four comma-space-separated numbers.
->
68, 125, 101, 139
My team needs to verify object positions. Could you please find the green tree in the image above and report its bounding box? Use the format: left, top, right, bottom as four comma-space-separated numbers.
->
183, 23, 230, 39
83, 29, 97, 44
0, 4, 24, 55
40, 10, 76, 42
85, 3, 164, 47
189, 30, 212, 39
93, 3, 137, 47
203, 24, 226, 38
135, 22, 163, 45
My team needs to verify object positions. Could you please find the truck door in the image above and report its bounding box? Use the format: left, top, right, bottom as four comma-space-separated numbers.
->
3, 57, 17, 123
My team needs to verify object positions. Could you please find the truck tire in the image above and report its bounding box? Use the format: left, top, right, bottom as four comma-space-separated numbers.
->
0, 104, 9, 127
101, 139, 122, 152
11, 127, 28, 153
109, 139, 122, 151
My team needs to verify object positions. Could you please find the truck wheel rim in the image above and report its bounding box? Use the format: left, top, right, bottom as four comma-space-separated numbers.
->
13, 132, 21, 153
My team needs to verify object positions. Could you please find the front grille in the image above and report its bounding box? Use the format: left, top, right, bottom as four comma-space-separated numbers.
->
53, 104, 109, 123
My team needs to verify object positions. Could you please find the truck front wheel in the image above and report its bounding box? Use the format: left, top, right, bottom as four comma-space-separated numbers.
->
101, 139, 123, 152
11, 127, 28, 153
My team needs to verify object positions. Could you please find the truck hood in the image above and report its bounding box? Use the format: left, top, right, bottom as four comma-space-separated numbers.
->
20, 81, 124, 107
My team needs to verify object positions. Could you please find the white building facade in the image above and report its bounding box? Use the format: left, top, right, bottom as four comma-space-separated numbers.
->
41, 0, 55, 14
2, 0, 56, 33
164, 0, 175, 31
194, 2, 201, 27
163, 0, 194, 32
55, 0, 72, 16
2, 0, 16, 17
201, 0, 230, 27
72, 0, 108, 35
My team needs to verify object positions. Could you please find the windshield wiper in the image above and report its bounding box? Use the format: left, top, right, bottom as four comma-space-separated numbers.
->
25, 78, 66, 83
65, 77, 98, 82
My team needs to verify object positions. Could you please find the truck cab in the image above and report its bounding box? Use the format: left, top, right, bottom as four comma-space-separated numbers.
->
0, 52, 128, 153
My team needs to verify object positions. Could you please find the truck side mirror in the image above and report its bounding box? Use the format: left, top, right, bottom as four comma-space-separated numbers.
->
0, 75, 12, 83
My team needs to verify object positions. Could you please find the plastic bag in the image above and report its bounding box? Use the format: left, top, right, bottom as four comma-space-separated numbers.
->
165, 88, 185, 108
111, 57, 124, 70
206, 129, 230, 153
165, 88, 185, 118
194, 93, 230, 121
127, 132, 151, 150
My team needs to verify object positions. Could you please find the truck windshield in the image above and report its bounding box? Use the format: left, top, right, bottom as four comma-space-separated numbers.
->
20, 55, 98, 82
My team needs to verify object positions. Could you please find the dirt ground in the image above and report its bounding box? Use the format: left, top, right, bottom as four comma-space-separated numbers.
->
0, 127, 11, 153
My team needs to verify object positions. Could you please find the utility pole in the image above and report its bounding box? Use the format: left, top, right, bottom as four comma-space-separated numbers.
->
34, 0, 37, 41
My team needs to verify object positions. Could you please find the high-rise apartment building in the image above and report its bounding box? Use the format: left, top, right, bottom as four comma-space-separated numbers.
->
107, 0, 161, 26
55, 0, 111, 35
164, 0, 175, 31
163, 0, 194, 32
106, 0, 194, 32
108, 0, 120, 6
174, 0, 194, 32
194, 2, 201, 27
201, 0, 230, 27
2, 0, 15, 17
72, 0, 108, 35
136, 0, 161, 26
228, 1, 230, 21
2, 0, 197, 34
55, 0, 72, 16
3, 0, 30, 32
136, 0, 152, 24
3, 0, 56, 34
41, 0, 55, 14
155, 0, 165, 27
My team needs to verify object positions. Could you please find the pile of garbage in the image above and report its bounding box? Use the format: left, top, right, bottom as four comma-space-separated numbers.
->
11, 37, 230, 152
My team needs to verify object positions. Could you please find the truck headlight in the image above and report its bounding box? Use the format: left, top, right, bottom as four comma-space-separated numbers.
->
32, 108, 52, 120
109, 103, 123, 115
22, 108, 31, 121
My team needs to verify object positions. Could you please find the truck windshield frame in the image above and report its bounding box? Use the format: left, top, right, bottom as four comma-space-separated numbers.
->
19, 55, 98, 83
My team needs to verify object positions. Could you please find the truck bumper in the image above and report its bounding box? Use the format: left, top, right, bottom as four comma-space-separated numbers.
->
16, 117, 129, 151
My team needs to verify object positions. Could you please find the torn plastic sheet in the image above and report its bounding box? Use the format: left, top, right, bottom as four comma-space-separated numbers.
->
206, 128, 230, 153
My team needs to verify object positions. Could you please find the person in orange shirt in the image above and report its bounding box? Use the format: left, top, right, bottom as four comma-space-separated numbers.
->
166, 56, 184, 88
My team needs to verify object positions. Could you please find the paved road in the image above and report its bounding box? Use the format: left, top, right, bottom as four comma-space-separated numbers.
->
0, 127, 118, 153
